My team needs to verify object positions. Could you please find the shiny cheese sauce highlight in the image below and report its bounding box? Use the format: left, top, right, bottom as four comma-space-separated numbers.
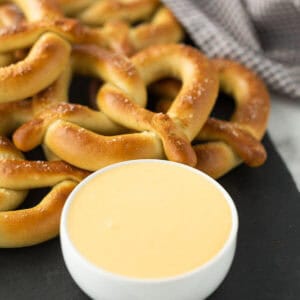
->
67, 161, 232, 279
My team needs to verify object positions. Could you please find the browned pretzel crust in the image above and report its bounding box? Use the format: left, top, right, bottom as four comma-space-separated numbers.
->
0, 136, 89, 248
150, 59, 270, 178
0, 32, 71, 103
194, 59, 270, 178
57, 0, 183, 56
13, 44, 219, 170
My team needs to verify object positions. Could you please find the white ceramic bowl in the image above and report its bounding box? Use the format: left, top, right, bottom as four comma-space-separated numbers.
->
60, 159, 238, 300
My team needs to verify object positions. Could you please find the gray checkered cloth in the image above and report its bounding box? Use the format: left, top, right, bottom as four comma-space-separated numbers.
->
162, 0, 300, 99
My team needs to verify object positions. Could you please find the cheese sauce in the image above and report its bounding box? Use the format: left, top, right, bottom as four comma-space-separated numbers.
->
67, 161, 232, 279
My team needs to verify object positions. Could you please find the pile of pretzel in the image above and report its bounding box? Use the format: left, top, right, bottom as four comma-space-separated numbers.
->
0, 0, 270, 248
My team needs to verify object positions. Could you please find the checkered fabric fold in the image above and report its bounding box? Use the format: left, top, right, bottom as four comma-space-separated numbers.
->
163, 0, 300, 99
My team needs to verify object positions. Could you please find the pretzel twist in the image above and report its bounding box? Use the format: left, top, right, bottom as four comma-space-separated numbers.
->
102, 7, 183, 56
0, 0, 108, 55
0, 0, 182, 57
150, 59, 270, 178
57, 0, 183, 56
0, 32, 71, 103
0, 136, 89, 248
3, 0, 64, 21
0, 61, 72, 138
13, 44, 218, 170
194, 59, 269, 178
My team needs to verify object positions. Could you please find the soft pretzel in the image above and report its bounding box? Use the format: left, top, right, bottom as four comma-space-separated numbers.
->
0, 64, 71, 136
0, 3, 24, 26
0, 0, 182, 56
102, 6, 183, 56
0, 136, 89, 248
150, 59, 270, 178
0, 17, 107, 53
74, 0, 160, 25
3, 0, 64, 21
194, 59, 269, 178
0, 137, 27, 211
0, 3, 25, 67
0, 32, 71, 103
14, 44, 218, 170
56, 0, 183, 56
57, 0, 96, 16
0, 0, 107, 53
13, 102, 126, 152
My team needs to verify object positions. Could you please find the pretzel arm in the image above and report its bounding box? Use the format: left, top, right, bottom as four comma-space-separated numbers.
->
77, 0, 160, 26
0, 188, 28, 211
44, 119, 164, 170
0, 180, 77, 248
196, 118, 267, 167
130, 7, 184, 52
98, 44, 218, 166
13, 103, 126, 151
0, 32, 71, 103
0, 136, 28, 211
0, 135, 88, 247
57, 0, 97, 16
0, 159, 90, 190
6, 0, 64, 21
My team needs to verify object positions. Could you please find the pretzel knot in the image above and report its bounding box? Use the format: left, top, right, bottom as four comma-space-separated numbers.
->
0, 136, 89, 248
57, 0, 183, 56
13, 44, 219, 170
151, 59, 270, 178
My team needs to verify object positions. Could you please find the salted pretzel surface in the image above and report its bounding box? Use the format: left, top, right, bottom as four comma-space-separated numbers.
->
0, 32, 71, 103
0, 0, 182, 57
0, 136, 27, 212
194, 59, 269, 178
0, 0, 108, 55
150, 59, 270, 178
56, 0, 183, 56
0, 136, 89, 248
0, 62, 72, 136
13, 43, 219, 170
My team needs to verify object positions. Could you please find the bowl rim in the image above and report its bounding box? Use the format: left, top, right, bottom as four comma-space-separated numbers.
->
60, 159, 239, 284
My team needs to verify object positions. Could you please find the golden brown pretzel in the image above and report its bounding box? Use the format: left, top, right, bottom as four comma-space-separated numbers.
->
56, 0, 183, 56
0, 137, 27, 212
57, 0, 96, 16
0, 0, 182, 57
0, 3, 25, 67
74, 0, 160, 25
0, 0, 107, 54
0, 17, 107, 53
0, 32, 71, 103
102, 6, 183, 56
0, 136, 89, 248
0, 3, 24, 27
150, 59, 270, 178
13, 102, 126, 152
3, 0, 64, 21
13, 44, 218, 170
194, 59, 269, 178
0, 64, 72, 135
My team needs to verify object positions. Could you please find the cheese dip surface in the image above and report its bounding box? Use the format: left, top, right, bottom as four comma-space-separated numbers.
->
67, 160, 232, 279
